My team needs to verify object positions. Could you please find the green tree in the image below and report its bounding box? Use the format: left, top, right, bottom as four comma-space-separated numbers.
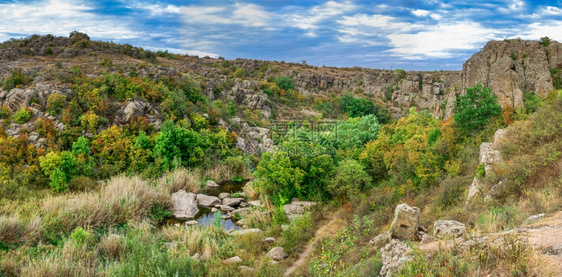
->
274, 76, 295, 91
339, 93, 375, 118
328, 159, 371, 201
153, 121, 205, 171
454, 84, 501, 131
254, 151, 305, 205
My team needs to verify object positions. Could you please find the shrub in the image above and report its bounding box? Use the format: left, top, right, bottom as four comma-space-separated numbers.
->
281, 213, 314, 252
328, 159, 371, 201
339, 93, 375, 117
454, 83, 501, 132
476, 162, 485, 179
274, 76, 294, 91
234, 68, 246, 78
523, 92, 543, 113
254, 151, 305, 205
2, 69, 31, 91
0, 105, 9, 119
46, 93, 66, 115
67, 176, 97, 191
70, 227, 90, 244
12, 107, 32, 124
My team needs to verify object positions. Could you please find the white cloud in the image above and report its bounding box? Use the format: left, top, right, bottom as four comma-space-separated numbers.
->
338, 14, 420, 32
387, 22, 498, 58
140, 4, 181, 16
411, 9, 430, 17
0, 0, 138, 42
430, 14, 442, 20
181, 3, 271, 28
518, 21, 562, 41
499, 0, 525, 13
289, 1, 356, 31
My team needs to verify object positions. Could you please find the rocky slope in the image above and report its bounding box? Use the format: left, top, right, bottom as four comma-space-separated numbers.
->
0, 34, 560, 147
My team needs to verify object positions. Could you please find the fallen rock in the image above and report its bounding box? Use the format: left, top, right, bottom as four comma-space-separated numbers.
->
218, 192, 230, 199
230, 207, 250, 216
223, 197, 244, 207
380, 239, 413, 277
248, 200, 262, 207
433, 220, 466, 239
239, 265, 255, 273
284, 204, 305, 220
223, 256, 242, 264
389, 203, 420, 241
526, 213, 545, 222
230, 228, 262, 236
185, 220, 198, 226
206, 180, 219, 188
197, 194, 221, 208
291, 199, 317, 210
264, 237, 276, 243
369, 233, 391, 249
170, 190, 199, 220
266, 247, 288, 261
216, 204, 235, 212
239, 202, 249, 208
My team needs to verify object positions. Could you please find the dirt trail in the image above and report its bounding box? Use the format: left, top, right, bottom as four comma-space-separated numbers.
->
283, 215, 343, 277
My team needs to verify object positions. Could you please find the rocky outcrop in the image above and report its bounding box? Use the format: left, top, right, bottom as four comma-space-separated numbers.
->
461, 39, 555, 110
170, 190, 199, 220
235, 124, 276, 155
467, 128, 505, 204
265, 247, 288, 261
379, 239, 413, 277
389, 203, 420, 241
433, 220, 466, 239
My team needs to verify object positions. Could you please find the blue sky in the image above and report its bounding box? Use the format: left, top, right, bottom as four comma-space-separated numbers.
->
1, 0, 562, 70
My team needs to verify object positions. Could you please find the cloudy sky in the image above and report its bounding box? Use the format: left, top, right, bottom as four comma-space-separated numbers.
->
1, 0, 561, 70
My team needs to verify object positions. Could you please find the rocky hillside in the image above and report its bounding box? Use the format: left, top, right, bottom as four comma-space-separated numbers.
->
1, 34, 560, 136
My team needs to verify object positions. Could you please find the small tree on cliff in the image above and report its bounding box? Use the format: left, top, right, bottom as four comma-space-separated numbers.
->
454, 83, 501, 131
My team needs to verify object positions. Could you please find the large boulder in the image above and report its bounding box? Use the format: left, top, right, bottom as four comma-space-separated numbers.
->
196, 194, 221, 208
222, 256, 242, 264
380, 239, 413, 277
222, 197, 244, 207
170, 190, 199, 220
389, 204, 420, 241
433, 220, 466, 239
266, 247, 288, 261
283, 204, 305, 220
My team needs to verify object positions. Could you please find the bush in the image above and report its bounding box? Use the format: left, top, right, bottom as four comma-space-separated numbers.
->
234, 68, 246, 78
274, 76, 294, 91
476, 162, 485, 179
2, 69, 31, 91
46, 93, 66, 115
67, 176, 97, 191
12, 107, 32, 124
328, 159, 371, 201
523, 92, 543, 113
281, 213, 314, 252
0, 105, 9, 119
454, 83, 501, 132
339, 93, 375, 117
70, 227, 90, 245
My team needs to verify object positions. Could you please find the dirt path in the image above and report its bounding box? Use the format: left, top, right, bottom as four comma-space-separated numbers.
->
283, 215, 343, 277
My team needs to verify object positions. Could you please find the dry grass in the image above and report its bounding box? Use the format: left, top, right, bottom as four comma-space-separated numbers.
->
162, 225, 229, 261
98, 233, 126, 261
42, 175, 170, 234
0, 216, 41, 244
158, 168, 201, 193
